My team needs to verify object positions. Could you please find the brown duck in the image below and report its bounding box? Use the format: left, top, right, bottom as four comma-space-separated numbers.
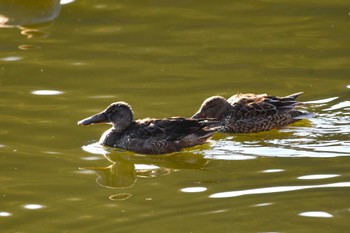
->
192, 92, 313, 133
78, 102, 218, 154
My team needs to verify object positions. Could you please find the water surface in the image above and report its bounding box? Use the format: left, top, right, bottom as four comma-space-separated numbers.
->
1, 0, 350, 232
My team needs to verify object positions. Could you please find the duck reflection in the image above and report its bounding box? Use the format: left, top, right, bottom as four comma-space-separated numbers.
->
0, 0, 63, 38
81, 159, 136, 189
81, 145, 209, 189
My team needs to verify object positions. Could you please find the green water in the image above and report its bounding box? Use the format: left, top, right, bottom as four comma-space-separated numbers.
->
1, 0, 350, 232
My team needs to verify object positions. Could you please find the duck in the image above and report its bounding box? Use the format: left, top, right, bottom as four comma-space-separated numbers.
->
192, 92, 313, 133
78, 102, 219, 154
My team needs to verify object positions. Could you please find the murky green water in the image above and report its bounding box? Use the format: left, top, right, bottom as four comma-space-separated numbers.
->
1, 0, 350, 232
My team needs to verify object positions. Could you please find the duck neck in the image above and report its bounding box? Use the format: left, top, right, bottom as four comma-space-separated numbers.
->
112, 120, 132, 133
216, 102, 231, 120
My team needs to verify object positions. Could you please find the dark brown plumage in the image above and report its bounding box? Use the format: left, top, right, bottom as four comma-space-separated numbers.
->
192, 92, 313, 133
78, 102, 218, 154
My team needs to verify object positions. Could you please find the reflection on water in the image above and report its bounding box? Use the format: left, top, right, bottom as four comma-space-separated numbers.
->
299, 211, 333, 218
0, 0, 74, 40
298, 174, 339, 180
0, 56, 22, 62
23, 204, 46, 210
210, 182, 350, 199
323, 101, 350, 111
80, 143, 208, 192
108, 193, 133, 201
81, 161, 137, 189
181, 187, 207, 193
0, 212, 11, 217
0, 0, 59, 39
31, 90, 64, 95
261, 169, 284, 173
1, 0, 350, 232
0, 0, 61, 28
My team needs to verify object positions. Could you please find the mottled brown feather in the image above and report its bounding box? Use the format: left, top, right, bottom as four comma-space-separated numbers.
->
193, 92, 312, 133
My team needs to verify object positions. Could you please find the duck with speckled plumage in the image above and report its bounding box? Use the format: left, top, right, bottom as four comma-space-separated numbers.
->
78, 102, 219, 154
192, 92, 314, 133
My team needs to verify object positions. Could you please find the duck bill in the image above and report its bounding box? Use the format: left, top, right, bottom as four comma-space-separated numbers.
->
192, 111, 204, 119
77, 112, 107, 125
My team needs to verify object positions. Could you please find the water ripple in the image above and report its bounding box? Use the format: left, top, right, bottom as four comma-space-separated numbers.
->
210, 182, 350, 198
323, 101, 350, 111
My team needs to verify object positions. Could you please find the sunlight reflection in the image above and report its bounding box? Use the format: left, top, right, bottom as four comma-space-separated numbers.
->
261, 169, 284, 173
0, 14, 8, 25
241, 147, 299, 157
200, 209, 229, 215
23, 204, 45, 210
0, 56, 22, 62
60, 0, 75, 4
210, 182, 350, 198
135, 164, 159, 170
303, 96, 338, 104
204, 154, 256, 160
323, 101, 350, 111
299, 211, 333, 218
253, 203, 274, 207
80, 156, 101, 161
0, 212, 11, 217
181, 187, 207, 193
298, 174, 339, 180
204, 140, 257, 160
44, 151, 62, 155
18, 44, 41, 50
109, 193, 132, 201
75, 170, 94, 175
82, 143, 109, 155
31, 90, 64, 96
313, 144, 350, 154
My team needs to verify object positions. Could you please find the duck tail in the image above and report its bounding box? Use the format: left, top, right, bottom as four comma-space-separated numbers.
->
266, 92, 304, 113
286, 92, 304, 100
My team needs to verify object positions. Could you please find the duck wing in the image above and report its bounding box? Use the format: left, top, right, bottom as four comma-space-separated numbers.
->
120, 118, 218, 154
132, 117, 217, 141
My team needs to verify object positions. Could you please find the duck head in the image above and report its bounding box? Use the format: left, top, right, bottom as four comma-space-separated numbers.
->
78, 102, 134, 132
192, 96, 231, 120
